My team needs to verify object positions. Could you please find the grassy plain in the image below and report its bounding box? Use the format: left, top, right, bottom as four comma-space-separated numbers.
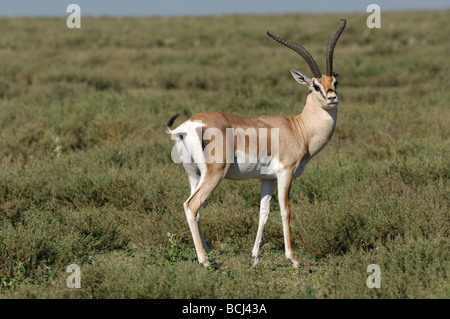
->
0, 11, 448, 298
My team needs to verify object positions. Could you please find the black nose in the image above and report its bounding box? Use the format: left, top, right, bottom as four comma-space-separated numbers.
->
326, 89, 337, 101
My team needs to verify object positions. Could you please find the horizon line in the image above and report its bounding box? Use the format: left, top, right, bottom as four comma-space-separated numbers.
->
1, 7, 448, 18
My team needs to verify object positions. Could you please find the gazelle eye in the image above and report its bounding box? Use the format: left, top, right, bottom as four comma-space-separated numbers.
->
313, 84, 320, 92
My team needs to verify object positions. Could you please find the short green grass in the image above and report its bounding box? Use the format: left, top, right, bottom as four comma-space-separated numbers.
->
0, 11, 448, 298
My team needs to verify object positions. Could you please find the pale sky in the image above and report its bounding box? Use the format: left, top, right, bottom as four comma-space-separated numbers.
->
1, 0, 449, 17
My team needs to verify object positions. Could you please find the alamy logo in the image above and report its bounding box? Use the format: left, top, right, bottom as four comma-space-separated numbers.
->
66, 4, 81, 29
366, 264, 381, 288
170, 122, 280, 169
66, 264, 81, 288
366, 4, 381, 29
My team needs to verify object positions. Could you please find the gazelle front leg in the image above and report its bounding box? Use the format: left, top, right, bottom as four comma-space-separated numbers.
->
251, 179, 276, 266
277, 171, 299, 268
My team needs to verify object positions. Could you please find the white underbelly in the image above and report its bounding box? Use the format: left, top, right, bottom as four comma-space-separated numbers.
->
225, 152, 283, 180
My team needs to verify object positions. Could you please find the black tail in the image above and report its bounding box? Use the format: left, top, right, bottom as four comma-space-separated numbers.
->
165, 114, 179, 133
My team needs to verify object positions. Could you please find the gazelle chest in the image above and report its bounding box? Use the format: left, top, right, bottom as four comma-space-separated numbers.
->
305, 108, 337, 157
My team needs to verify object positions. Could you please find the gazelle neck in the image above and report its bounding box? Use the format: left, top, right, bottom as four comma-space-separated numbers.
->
295, 93, 338, 157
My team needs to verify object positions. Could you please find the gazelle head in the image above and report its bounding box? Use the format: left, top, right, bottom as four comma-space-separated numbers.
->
267, 19, 346, 110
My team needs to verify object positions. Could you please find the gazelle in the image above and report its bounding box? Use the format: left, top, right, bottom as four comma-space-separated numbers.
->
166, 19, 346, 267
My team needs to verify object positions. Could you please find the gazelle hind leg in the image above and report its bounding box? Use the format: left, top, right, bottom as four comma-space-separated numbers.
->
183, 163, 229, 267
251, 179, 275, 266
182, 162, 210, 255
277, 172, 299, 268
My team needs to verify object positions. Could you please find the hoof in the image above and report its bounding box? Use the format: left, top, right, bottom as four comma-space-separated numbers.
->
287, 256, 299, 268
290, 258, 299, 268
201, 259, 220, 270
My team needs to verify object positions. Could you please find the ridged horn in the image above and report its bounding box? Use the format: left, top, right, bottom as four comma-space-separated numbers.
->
326, 19, 346, 76
267, 31, 322, 79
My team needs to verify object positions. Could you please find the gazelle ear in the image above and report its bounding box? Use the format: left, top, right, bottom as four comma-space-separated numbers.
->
290, 69, 311, 86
